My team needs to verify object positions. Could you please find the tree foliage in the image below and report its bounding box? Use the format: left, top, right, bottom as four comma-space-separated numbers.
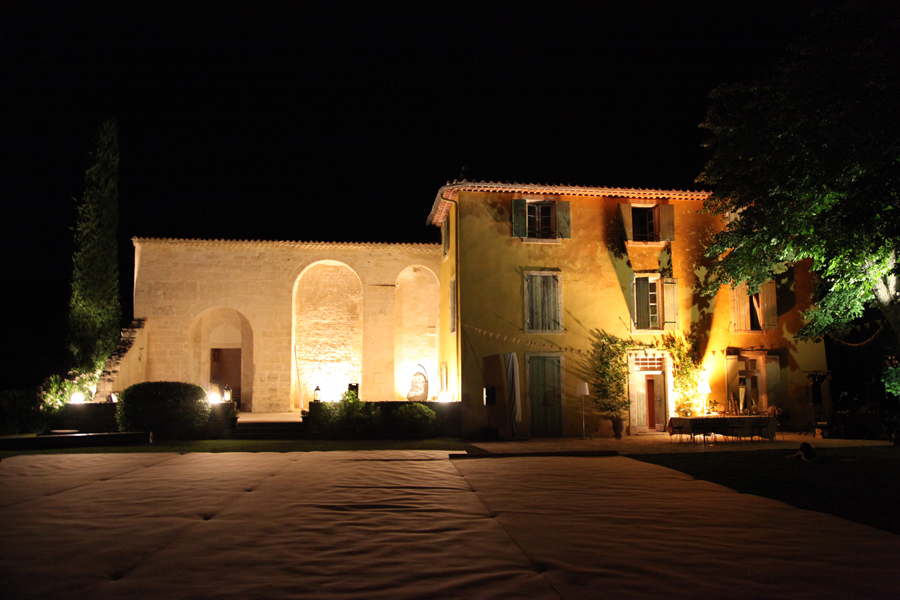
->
68, 119, 121, 372
697, 1, 900, 344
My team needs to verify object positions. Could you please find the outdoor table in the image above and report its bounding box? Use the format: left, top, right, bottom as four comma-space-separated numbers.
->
668, 415, 776, 441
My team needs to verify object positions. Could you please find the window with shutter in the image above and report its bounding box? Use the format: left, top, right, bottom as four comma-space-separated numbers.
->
524, 271, 562, 334
511, 199, 571, 241
731, 280, 777, 332
632, 274, 677, 332
620, 203, 675, 243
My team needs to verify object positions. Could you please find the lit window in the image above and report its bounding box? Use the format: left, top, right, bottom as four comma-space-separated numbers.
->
511, 199, 571, 241
524, 271, 562, 334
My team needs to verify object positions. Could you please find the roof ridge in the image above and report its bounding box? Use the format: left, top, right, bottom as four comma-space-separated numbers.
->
442, 179, 710, 198
132, 237, 440, 249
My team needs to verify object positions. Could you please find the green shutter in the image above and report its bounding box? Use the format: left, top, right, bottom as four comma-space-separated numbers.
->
619, 204, 634, 242
526, 274, 540, 329
511, 199, 527, 238
663, 278, 678, 330
635, 277, 650, 330
542, 275, 560, 330
658, 204, 675, 241
556, 201, 571, 239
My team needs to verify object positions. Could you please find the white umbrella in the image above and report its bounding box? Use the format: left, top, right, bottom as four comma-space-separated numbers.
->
505, 352, 521, 437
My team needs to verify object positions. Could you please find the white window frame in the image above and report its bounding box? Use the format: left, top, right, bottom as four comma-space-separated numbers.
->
523, 270, 563, 334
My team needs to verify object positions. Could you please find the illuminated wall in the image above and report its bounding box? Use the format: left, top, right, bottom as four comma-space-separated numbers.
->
394, 266, 439, 400
132, 239, 441, 412
293, 262, 363, 403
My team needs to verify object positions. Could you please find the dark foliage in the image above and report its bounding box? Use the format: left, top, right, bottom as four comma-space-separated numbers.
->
116, 381, 210, 440
698, 1, 900, 344
0, 389, 45, 435
68, 119, 121, 372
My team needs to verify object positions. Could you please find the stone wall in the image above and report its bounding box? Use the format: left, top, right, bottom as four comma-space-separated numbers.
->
132, 239, 441, 412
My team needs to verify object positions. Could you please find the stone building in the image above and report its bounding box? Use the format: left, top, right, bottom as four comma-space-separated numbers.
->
100, 238, 442, 412
427, 181, 827, 437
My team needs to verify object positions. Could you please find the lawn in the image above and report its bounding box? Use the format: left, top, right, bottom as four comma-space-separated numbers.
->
629, 445, 900, 536
0, 437, 485, 459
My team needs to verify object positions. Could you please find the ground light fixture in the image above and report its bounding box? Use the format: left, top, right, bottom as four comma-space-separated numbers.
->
575, 381, 589, 439
69, 390, 85, 404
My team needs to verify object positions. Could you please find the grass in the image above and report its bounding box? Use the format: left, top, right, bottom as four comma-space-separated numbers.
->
0, 437, 486, 459
629, 445, 900, 536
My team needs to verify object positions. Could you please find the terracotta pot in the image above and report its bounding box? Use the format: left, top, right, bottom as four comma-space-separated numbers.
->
611, 418, 624, 439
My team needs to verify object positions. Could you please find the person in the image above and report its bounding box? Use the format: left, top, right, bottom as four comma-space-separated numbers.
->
789, 441, 816, 462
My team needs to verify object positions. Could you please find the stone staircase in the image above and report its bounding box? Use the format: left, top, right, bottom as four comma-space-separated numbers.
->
232, 420, 308, 440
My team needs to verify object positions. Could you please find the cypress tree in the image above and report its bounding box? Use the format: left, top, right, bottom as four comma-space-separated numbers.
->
67, 119, 121, 372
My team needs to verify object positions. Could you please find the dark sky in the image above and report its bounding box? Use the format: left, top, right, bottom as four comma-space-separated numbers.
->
1, 1, 820, 388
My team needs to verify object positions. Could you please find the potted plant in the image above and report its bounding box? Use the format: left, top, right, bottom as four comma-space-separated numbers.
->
582, 330, 631, 439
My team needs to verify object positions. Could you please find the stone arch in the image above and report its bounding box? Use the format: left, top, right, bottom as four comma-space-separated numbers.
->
188, 307, 254, 410
394, 265, 439, 401
291, 260, 363, 407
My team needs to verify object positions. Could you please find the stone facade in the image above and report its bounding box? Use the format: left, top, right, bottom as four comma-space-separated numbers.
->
427, 182, 828, 437
130, 238, 441, 413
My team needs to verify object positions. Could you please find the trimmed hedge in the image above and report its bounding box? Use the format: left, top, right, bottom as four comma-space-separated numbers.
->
116, 382, 210, 440
389, 402, 437, 439
308, 400, 440, 439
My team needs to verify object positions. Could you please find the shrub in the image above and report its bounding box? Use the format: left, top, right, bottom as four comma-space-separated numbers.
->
390, 402, 437, 439
116, 382, 210, 440
315, 391, 382, 439
0, 389, 44, 435
884, 364, 900, 397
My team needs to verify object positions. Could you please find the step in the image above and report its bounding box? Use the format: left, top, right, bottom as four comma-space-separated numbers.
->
233, 421, 307, 440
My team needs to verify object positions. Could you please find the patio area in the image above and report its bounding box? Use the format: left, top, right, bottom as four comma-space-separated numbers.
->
2, 448, 898, 599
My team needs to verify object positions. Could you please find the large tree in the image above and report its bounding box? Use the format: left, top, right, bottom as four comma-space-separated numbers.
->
67, 119, 121, 372
698, 1, 900, 347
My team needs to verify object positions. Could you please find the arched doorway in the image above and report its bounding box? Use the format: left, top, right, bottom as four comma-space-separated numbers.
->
188, 307, 254, 411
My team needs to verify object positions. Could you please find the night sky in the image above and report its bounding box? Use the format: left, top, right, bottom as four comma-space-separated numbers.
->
1, 1, 820, 388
